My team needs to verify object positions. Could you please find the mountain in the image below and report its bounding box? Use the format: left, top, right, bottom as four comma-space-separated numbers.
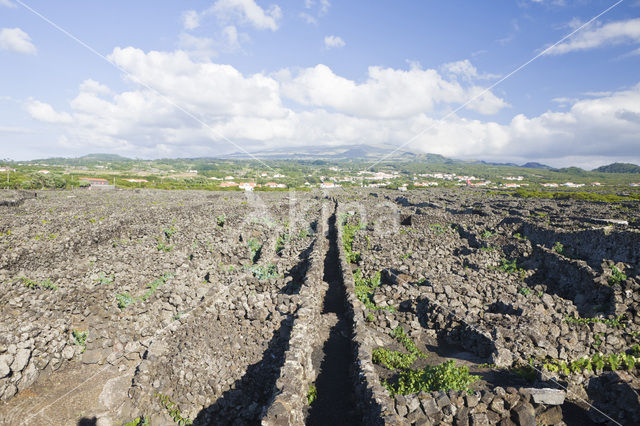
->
223, 144, 420, 160
594, 163, 640, 174
521, 162, 552, 169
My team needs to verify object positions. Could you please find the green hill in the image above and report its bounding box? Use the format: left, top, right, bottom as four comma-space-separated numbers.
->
594, 163, 640, 174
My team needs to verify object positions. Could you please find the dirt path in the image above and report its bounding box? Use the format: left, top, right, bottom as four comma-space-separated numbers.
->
307, 210, 360, 425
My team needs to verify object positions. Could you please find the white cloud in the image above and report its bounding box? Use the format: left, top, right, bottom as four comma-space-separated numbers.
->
547, 18, 640, 55
299, 12, 317, 25
209, 0, 282, 31
324, 35, 345, 49
79, 79, 112, 95
0, 0, 16, 8
319, 0, 331, 16
26, 47, 640, 166
178, 33, 217, 58
182, 10, 201, 30
441, 59, 500, 81
0, 28, 37, 55
26, 100, 72, 123
279, 63, 507, 118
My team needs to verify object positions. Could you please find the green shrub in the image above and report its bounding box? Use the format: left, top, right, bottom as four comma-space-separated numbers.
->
72, 329, 87, 353
155, 393, 193, 425
383, 360, 478, 396
122, 417, 150, 426
248, 263, 279, 281
553, 242, 564, 254
163, 226, 176, 240
608, 266, 627, 285
116, 293, 134, 309
216, 214, 225, 227
96, 272, 114, 285
307, 384, 317, 405
21, 277, 58, 290
373, 348, 416, 370
248, 238, 263, 263
342, 221, 364, 264
353, 269, 381, 310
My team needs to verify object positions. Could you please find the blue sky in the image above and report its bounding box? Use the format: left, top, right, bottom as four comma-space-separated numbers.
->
1, 0, 639, 167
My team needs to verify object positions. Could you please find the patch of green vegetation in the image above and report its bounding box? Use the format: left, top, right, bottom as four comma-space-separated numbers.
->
248, 238, 263, 264
373, 348, 417, 370
72, 329, 87, 353
140, 273, 173, 301
495, 258, 526, 279
399, 251, 413, 260
383, 360, 479, 396
342, 219, 364, 264
430, 223, 445, 235
116, 292, 134, 309
518, 287, 531, 296
511, 364, 537, 383
353, 269, 382, 310
541, 351, 639, 376
512, 188, 640, 203
608, 266, 627, 285
163, 226, 176, 240
564, 314, 627, 328
307, 384, 317, 405
155, 393, 193, 425
96, 272, 114, 285
298, 228, 310, 239
157, 240, 173, 252
21, 277, 58, 290
216, 214, 225, 227
513, 233, 527, 240
553, 242, 564, 255
480, 230, 493, 239
480, 246, 497, 252
122, 417, 150, 426
366, 312, 375, 322
248, 263, 279, 281
275, 234, 289, 253
117, 273, 173, 309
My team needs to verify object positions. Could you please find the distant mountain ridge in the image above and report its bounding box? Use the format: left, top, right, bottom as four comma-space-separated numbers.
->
10, 146, 639, 173
594, 162, 640, 174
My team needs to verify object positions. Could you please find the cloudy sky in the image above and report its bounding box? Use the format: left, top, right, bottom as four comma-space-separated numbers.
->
1, 0, 639, 167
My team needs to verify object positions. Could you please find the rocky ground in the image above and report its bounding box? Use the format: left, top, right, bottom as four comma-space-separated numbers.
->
0, 187, 638, 425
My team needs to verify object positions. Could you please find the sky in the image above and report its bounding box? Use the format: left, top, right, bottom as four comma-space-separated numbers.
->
0, 0, 639, 168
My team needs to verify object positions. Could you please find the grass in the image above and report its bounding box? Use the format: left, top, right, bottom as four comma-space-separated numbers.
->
21, 277, 58, 290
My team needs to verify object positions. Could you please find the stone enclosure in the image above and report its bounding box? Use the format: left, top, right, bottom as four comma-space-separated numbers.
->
0, 188, 638, 425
